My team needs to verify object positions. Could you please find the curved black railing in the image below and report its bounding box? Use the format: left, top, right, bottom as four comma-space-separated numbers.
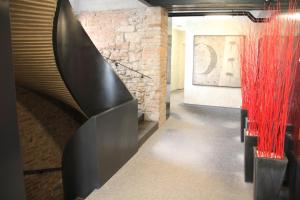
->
53, 0, 133, 117
53, 0, 139, 199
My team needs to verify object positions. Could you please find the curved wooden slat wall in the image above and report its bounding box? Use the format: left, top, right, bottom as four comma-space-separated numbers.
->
10, 0, 83, 115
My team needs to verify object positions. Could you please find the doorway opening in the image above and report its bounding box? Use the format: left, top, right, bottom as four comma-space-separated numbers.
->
166, 14, 262, 115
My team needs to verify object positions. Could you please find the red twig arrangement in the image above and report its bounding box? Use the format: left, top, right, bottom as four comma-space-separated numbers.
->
240, 25, 260, 136
240, 0, 299, 159
288, 36, 300, 158
257, 1, 299, 159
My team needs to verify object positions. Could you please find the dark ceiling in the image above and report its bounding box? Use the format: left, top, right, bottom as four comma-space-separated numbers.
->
140, 0, 293, 11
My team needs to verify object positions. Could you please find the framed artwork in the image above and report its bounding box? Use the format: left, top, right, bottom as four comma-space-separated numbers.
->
193, 35, 244, 88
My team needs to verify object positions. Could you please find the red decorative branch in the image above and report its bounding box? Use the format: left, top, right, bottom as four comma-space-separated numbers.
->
256, 1, 299, 159
240, 0, 300, 159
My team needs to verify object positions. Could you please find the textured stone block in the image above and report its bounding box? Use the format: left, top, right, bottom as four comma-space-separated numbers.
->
78, 7, 168, 124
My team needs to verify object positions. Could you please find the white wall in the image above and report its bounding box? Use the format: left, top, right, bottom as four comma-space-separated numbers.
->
70, 0, 146, 12
171, 28, 185, 91
183, 16, 261, 108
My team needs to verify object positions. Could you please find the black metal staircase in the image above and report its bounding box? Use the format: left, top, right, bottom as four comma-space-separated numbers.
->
53, 0, 139, 199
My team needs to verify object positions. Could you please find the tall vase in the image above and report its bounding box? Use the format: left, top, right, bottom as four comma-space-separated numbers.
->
240, 108, 248, 142
253, 148, 288, 200
288, 150, 300, 200
283, 130, 293, 187
244, 133, 257, 182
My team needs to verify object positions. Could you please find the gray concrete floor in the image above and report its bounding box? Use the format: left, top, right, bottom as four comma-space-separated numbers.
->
87, 90, 253, 200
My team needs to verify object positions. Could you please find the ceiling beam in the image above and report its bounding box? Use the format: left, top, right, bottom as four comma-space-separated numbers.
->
143, 0, 293, 11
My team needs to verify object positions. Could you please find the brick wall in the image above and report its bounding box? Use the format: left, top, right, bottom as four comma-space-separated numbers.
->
16, 88, 84, 200
78, 7, 168, 124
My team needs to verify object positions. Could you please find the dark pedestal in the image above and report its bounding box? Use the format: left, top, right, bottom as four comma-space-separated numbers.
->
254, 150, 288, 200
283, 133, 293, 187
285, 133, 293, 156
240, 108, 248, 142
288, 152, 300, 200
244, 133, 257, 182
286, 124, 294, 133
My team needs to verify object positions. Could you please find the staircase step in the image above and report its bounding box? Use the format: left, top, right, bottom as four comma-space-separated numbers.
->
138, 121, 158, 148
138, 111, 144, 124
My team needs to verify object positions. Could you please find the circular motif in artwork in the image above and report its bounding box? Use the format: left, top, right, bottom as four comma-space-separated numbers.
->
194, 43, 218, 74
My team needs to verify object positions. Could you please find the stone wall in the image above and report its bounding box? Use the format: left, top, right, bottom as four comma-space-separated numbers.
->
78, 7, 168, 124
16, 88, 84, 200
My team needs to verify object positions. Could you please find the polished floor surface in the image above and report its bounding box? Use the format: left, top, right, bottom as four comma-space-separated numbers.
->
87, 90, 253, 200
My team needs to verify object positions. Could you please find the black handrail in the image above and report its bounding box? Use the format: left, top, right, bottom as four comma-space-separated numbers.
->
23, 167, 62, 176
103, 56, 152, 79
